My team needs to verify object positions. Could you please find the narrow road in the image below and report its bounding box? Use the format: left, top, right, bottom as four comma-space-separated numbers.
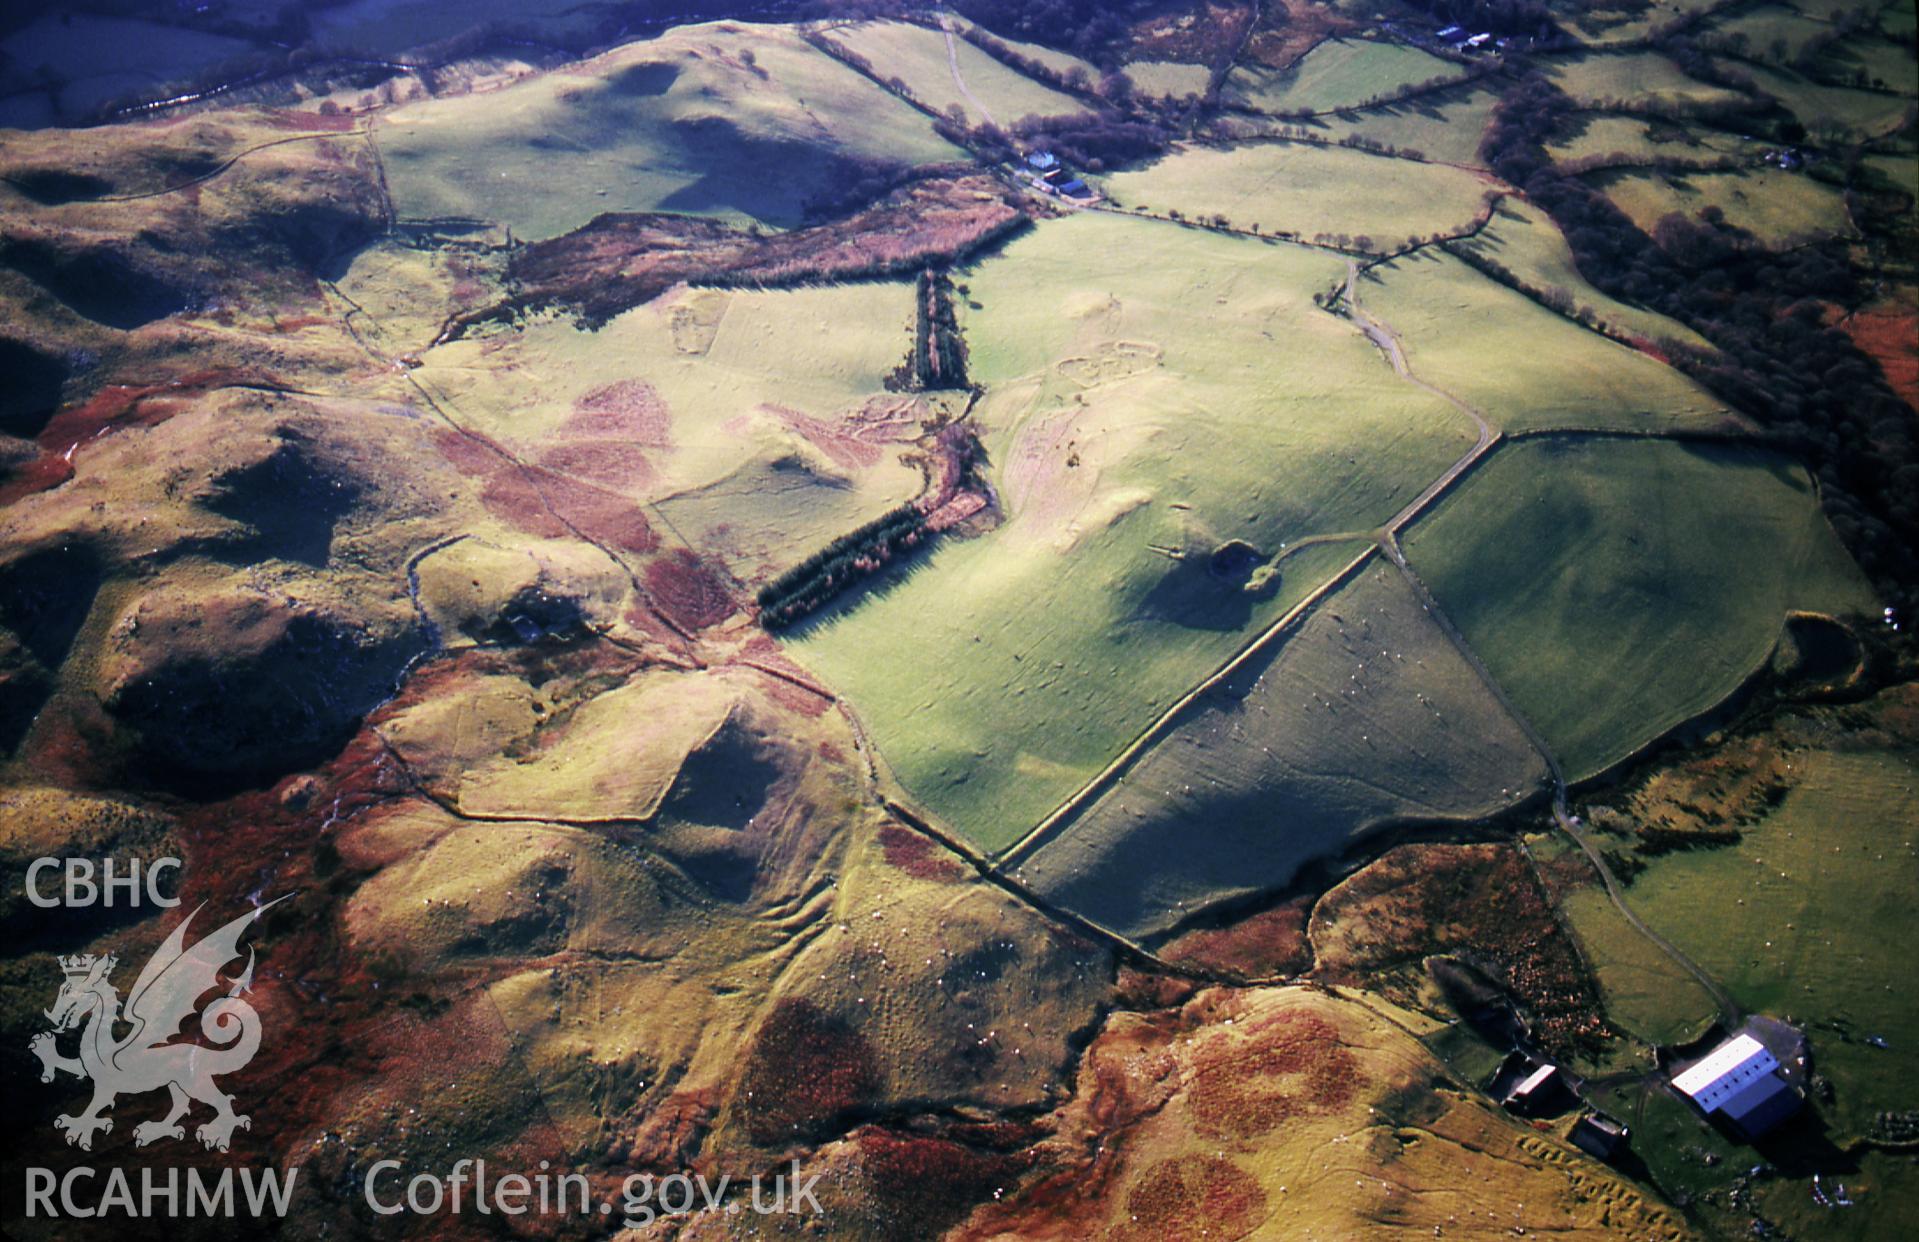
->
1344, 258, 1498, 536
1345, 258, 1741, 1027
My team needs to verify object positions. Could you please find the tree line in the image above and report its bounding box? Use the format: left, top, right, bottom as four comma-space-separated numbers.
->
1482, 71, 1919, 613
756, 503, 932, 628
913, 268, 969, 389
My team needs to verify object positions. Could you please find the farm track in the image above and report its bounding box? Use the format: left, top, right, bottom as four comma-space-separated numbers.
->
986, 245, 1744, 1022
995, 541, 1380, 870
938, 16, 997, 129
996, 259, 1497, 874
1346, 261, 1742, 1027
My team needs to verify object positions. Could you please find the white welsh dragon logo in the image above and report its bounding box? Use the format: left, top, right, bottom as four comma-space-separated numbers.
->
29, 898, 284, 1153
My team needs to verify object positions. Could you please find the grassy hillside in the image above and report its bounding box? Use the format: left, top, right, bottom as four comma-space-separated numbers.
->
1730, 58, 1917, 139
1221, 38, 1466, 115
1570, 721, 1919, 1242
1404, 437, 1876, 780
819, 19, 1089, 127
1447, 198, 1716, 352
1105, 141, 1493, 246
1122, 59, 1214, 99
1361, 250, 1730, 430
415, 280, 928, 582
1291, 85, 1503, 166
788, 212, 1475, 849
1014, 563, 1549, 941
1544, 113, 1760, 167
1594, 166, 1854, 247
378, 21, 963, 238
1543, 49, 1750, 109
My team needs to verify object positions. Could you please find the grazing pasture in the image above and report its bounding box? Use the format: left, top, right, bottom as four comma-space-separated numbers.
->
1013, 563, 1549, 942
788, 212, 1474, 849
378, 21, 962, 238
1221, 38, 1466, 116
1403, 437, 1875, 781
1543, 50, 1750, 110
1594, 166, 1854, 247
819, 19, 1089, 127
1104, 141, 1493, 246
1446, 198, 1716, 353
1360, 249, 1729, 429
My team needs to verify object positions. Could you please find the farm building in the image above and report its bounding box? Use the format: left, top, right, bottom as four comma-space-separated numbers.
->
1502, 1062, 1572, 1115
1671, 1033, 1802, 1140
1057, 177, 1091, 198
1487, 1052, 1575, 1117
1569, 1112, 1630, 1162
1025, 151, 1059, 172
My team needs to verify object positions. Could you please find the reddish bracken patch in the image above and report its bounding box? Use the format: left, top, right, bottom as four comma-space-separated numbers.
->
732, 998, 880, 1146
474, 460, 659, 553
856, 1126, 1036, 1236
264, 108, 359, 132
2, 369, 264, 506
643, 548, 736, 631
878, 822, 964, 882
433, 425, 501, 476
538, 439, 656, 488
1159, 895, 1316, 981
626, 1088, 718, 1170
566, 379, 673, 444
1112, 967, 1198, 1011
1115, 1155, 1266, 1242
1627, 333, 1671, 365
1310, 842, 1613, 1057
1185, 1007, 1360, 1139
1844, 307, 1919, 411
763, 404, 885, 471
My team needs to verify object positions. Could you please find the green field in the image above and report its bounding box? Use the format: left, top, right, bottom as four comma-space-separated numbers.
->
1104, 141, 1493, 246
1361, 249, 1729, 429
1403, 438, 1875, 781
1708, 4, 1835, 63
1566, 0, 1728, 47
951, 18, 1099, 81
1609, 748, 1918, 1133
788, 212, 1476, 849
1543, 50, 1751, 110
378, 21, 962, 238
1558, 882, 1720, 1046
1825, 32, 1919, 96
1013, 562, 1550, 941
820, 19, 1088, 127
1296, 86, 1502, 166
1121, 58, 1213, 100
1727, 57, 1917, 139
415, 280, 927, 580
1575, 739, 1919, 1242
1595, 166, 1854, 246
1545, 112, 1760, 167
1880, 0, 1917, 40
1221, 38, 1466, 116
1448, 198, 1716, 353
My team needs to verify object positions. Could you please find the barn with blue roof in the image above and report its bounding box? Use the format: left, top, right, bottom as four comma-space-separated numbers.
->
1671, 1033, 1802, 1141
